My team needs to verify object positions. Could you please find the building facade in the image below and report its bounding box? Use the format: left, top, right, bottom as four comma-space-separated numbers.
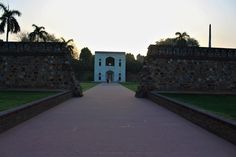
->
94, 51, 126, 82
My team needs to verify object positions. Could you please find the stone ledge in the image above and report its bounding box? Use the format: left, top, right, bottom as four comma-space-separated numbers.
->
147, 91, 236, 145
0, 42, 67, 54
0, 90, 73, 133
148, 45, 236, 61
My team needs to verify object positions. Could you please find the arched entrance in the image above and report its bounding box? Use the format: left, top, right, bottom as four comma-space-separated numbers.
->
106, 70, 114, 83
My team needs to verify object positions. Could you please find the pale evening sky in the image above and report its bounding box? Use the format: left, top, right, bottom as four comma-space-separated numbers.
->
0, 0, 236, 56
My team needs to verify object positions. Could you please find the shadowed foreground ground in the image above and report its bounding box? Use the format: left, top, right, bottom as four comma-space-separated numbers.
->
0, 83, 235, 157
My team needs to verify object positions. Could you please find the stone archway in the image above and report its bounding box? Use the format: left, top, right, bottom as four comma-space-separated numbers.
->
106, 70, 114, 82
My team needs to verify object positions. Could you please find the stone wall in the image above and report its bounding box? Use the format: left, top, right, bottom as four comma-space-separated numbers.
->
136, 45, 236, 97
0, 42, 82, 96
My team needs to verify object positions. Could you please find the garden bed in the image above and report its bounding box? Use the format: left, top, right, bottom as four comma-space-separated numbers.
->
0, 91, 58, 112
148, 91, 236, 145
161, 93, 236, 120
0, 90, 72, 133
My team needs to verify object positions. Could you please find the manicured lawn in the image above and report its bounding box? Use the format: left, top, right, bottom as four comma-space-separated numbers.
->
0, 91, 58, 112
80, 82, 98, 91
162, 93, 236, 120
120, 82, 138, 92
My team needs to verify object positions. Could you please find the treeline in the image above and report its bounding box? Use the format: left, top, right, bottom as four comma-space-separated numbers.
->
156, 32, 200, 47
72, 48, 94, 81
125, 53, 144, 81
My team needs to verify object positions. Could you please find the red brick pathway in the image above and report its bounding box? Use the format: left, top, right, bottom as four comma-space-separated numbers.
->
0, 83, 235, 157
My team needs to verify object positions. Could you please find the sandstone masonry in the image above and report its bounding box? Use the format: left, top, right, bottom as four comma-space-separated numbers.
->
0, 42, 82, 97
136, 45, 236, 97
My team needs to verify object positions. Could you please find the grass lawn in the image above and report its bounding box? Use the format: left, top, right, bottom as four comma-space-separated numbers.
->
0, 91, 58, 112
80, 82, 98, 91
120, 82, 138, 92
162, 93, 236, 120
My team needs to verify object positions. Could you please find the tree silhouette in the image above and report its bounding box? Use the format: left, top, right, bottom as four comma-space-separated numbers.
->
46, 33, 61, 42
61, 38, 74, 53
187, 38, 200, 47
29, 24, 48, 42
18, 31, 61, 42
156, 32, 199, 47
136, 54, 145, 63
79, 47, 92, 63
175, 32, 190, 47
0, 3, 21, 42
126, 53, 142, 73
17, 32, 30, 42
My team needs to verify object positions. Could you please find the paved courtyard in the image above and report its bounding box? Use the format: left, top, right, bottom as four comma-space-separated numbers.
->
0, 83, 235, 157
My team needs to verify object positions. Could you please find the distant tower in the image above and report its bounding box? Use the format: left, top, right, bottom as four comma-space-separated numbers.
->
209, 24, 211, 48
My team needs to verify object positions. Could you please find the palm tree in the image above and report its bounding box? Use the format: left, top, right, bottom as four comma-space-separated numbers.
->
61, 37, 74, 53
0, 3, 21, 42
29, 24, 48, 42
175, 32, 190, 47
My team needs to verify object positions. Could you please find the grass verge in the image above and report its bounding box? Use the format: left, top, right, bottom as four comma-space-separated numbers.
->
0, 91, 58, 112
120, 82, 138, 92
80, 82, 98, 91
162, 93, 236, 120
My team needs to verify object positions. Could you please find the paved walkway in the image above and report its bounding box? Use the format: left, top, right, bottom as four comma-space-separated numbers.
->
0, 83, 235, 157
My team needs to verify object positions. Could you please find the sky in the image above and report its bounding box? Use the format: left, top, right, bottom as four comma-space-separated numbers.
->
0, 0, 236, 56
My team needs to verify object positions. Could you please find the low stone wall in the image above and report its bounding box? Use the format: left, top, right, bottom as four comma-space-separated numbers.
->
148, 91, 236, 145
0, 91, 73, 133
136, 45, 236, 97
0, 42, 82, 96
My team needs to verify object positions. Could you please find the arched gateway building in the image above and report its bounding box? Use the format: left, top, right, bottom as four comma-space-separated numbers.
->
94, 51, 126, 82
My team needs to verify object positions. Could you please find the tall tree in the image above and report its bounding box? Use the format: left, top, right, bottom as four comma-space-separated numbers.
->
60, 37, 80, 59
61, 38, 74, 53
175, 32, 190, 47
29, 24, 48, 42
0, 3, 21, 42
79, 47, 92, 63
79, 47, 93, 70
136, 54, 145, 63
126, 53, 142, 73
126, 53, 135, 63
